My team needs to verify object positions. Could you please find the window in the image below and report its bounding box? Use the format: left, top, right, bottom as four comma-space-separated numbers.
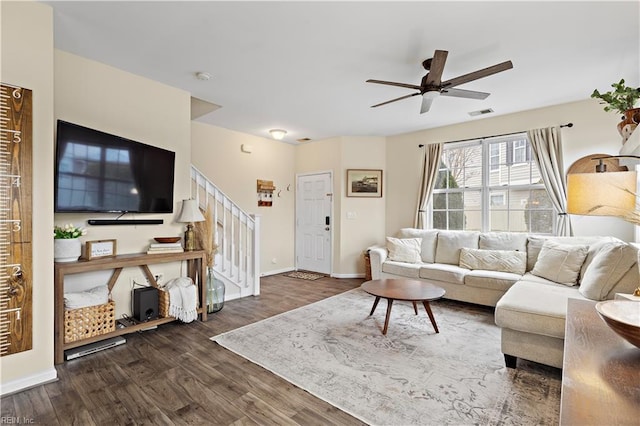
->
430, 134, 554, 233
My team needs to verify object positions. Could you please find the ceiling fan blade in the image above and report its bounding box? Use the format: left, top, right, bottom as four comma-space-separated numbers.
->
440, 88, 490, 100
366, 79, 422, 91
420, 92, 439, 114
371, 92, 420, 108
424, 50, 448, 86
441, 60, 513, 88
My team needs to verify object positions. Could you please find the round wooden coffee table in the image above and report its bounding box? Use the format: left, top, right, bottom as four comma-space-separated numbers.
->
361, 278, 446, 335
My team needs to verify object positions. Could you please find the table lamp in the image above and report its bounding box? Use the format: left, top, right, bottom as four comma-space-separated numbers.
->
177, 199, 205, 251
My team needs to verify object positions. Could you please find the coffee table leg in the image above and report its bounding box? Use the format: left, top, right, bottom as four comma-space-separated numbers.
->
383, 299, 394, 335
412, 301, 418, 315
422, 301, 439, 333
369, 296, 381, 316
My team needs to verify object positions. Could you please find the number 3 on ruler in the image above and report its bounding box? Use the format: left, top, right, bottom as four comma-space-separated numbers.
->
13, 221, 21, 232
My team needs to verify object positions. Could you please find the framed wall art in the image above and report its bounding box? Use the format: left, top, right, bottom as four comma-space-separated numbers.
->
84, 239, 117, 260
346, 169, 383, 197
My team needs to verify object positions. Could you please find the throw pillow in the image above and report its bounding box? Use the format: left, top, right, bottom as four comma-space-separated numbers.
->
459, 248, 526, 275
396, 228, 439, 263
386, 237, 422, 263
579, 242, 637, 300
531, 240, 588, 286
435, 231, 480, 265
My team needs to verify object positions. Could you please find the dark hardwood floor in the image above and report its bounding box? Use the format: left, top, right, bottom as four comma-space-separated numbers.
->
1, 274, 367, 425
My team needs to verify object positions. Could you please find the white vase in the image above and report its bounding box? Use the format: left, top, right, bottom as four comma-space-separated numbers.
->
54, 238, 81, 262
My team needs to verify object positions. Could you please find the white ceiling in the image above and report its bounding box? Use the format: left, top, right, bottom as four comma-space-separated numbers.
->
44, 1, 639, 143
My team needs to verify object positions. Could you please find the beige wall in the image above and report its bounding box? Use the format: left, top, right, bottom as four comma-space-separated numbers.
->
386, 99, 633, 241
0, 1, 56, 394
191, 121, 296, 277
54, 50, 192, 318
296, 136, 386, 276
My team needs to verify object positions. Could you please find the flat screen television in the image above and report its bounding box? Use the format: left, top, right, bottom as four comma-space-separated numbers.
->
54, 120, 175, 213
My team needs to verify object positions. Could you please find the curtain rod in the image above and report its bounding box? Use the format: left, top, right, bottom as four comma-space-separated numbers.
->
418, 122, 573, 148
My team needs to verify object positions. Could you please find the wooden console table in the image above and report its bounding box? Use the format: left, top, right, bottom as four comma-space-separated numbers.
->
54, 251, 206, 364
560, 298, 640, 425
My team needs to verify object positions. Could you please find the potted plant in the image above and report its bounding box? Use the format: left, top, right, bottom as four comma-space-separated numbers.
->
591, 79, 640, 141
53, 223, 86, 262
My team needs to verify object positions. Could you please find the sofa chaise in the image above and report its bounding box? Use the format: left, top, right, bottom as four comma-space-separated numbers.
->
369, 228, 639, 368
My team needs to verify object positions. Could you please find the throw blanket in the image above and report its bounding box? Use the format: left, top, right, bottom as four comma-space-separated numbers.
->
164, 277, 198, 323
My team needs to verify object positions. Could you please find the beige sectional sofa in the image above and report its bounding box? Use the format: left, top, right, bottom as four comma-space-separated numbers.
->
368, 228, 639, 369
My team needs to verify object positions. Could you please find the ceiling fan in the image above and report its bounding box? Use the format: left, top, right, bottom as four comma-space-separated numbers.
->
367, 50, 513, 114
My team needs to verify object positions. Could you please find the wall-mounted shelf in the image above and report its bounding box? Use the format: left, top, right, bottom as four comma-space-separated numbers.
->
53, 250, 206, 364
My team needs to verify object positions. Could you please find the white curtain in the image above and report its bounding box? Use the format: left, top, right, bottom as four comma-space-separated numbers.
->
414, 143, 443, 228
527, 126, 573, 236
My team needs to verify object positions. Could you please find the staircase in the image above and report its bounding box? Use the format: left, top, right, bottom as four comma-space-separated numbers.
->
191, 166, 260, 300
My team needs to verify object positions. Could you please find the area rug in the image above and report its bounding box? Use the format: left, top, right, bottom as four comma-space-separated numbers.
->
285, 271, 324, 280
211, 288, 561, 425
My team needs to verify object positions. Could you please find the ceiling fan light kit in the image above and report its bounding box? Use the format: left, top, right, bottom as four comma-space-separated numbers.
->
367, 49, 513, 114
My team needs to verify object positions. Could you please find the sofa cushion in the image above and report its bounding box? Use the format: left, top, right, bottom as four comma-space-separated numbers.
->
579, 241, 637, 300
382, 260, 422, 279
527, 235, 617, 272
464, 270, 521, 292
435, 230, 480, 265
386, 237, 422, 263
495, 275, 588, 339
396, 228, 439, 263
480, 232, 528, 252
459, 248, 526, 274
531, 240, 588, 286
419, 263, 468, 284
607, 260, 640, 299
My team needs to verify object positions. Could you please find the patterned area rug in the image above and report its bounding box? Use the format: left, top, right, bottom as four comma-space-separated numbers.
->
285, 271, 324, 280
211, 288, 561, 425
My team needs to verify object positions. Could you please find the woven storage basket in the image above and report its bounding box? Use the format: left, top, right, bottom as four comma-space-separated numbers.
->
64, 300, 115, 343
158, 288, 170, 318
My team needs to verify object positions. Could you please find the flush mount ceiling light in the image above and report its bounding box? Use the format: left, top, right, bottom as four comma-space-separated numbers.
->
269, 129, 287, 140
195, 71, 211, 81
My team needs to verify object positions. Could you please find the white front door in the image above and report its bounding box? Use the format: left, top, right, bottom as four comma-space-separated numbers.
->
296, 172, 332, 274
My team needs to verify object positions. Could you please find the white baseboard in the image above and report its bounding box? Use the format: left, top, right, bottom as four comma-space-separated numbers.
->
331, 273, 366, 279
261, 267, 295, 277
0, 368, 58, 396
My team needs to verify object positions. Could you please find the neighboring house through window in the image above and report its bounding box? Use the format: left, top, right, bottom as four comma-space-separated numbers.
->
430, 133, 554, 233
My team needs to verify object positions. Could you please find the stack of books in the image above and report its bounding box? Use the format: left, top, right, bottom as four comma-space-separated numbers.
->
146, 242, 184, 254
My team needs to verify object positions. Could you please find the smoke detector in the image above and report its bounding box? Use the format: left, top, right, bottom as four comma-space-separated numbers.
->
195, 72, 211, 81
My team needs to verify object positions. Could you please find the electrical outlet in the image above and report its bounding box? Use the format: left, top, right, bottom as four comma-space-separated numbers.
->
130, 273, 164, 287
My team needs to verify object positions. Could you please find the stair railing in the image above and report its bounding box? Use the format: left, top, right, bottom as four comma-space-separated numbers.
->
190, 165, 260, 299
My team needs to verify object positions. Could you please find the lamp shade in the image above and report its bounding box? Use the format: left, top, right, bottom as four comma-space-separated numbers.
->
177, 199, 205, 223
567, 171, 637, 216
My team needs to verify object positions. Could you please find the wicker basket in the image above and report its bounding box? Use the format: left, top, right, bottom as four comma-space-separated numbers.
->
364, 250, 372, 281
158, 288, 170, 318
64, 300, 116, 343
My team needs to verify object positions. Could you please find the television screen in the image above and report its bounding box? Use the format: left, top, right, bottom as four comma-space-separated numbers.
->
55, 120, 175, 213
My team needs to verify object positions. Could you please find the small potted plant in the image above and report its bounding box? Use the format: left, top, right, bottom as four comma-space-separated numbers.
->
53, 223, 87, 262
591, 79, 640, 141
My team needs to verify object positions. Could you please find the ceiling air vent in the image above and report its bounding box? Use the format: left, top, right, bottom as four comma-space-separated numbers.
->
468, 108, 494, 117
297, 138, 312, 143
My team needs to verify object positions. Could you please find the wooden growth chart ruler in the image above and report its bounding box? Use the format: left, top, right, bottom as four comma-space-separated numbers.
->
0, 83, 33, 356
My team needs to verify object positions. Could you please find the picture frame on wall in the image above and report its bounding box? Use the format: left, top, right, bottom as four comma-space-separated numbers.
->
346, 169, 383, 197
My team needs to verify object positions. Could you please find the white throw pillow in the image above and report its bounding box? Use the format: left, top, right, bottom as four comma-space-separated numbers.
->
64, 285, 109, 310
435, 231, 480, 265
459, 248, 526, 275
386, 237, 422, 263
531, 240, 588, 286
579, 242, 637, 300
